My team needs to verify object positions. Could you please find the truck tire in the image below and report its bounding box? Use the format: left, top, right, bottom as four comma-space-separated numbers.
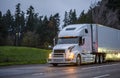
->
99, 55, 103, 63
102, 54, 106, 63
95, 55, 99, 64
52, 63, 58, 66
76, 55, 81, 66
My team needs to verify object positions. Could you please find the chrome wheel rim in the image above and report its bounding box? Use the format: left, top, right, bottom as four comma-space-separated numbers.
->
76, 56, 80, 65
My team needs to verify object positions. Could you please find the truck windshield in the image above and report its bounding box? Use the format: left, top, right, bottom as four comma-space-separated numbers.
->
57, 37, 79, 44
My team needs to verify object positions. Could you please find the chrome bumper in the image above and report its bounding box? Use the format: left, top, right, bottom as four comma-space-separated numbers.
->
48, 58, 75, 64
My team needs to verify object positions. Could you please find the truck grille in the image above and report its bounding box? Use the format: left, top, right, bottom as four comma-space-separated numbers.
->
54, 49, 65, 53
53, 49, 65, 57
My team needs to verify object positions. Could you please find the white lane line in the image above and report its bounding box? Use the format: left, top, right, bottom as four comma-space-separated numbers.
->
93, 74, 110, 78
32, 72, 44, 76
82, 63, 119, 70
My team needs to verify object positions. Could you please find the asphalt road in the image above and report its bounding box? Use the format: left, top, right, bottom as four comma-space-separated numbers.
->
0, 62, 120, 78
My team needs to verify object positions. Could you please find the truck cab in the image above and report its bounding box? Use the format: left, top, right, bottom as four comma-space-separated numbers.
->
48, 24, 95, 66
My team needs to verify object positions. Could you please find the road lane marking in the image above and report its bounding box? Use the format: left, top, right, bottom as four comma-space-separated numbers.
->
32, 72, 44, 76
82, 63, 119, 70
93, 74, 110, 78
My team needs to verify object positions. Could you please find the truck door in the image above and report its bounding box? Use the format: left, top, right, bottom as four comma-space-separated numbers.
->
79, 29, 94, 63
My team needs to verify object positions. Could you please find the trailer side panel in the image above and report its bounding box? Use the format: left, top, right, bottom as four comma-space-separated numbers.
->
96, 25, 120, 53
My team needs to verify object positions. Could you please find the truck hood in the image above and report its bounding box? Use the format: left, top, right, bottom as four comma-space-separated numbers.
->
53, 44, 77, 50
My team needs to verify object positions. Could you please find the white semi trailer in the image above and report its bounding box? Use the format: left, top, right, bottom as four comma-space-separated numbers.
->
48, 24, 120, 66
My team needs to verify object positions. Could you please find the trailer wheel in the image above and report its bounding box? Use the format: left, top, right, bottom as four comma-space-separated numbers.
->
76, 55, 81, 66
52, 63, 58, 66
103, 54, 106, 63
95, 55, 99, 64
99, 55, 103, 63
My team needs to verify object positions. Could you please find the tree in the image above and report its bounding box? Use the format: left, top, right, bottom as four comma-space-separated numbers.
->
69, 9, 77, 24
26, 5, 37, 31
78, 10, 86, 23
0, 3, 61, 48
5, 10, 14, 35
40, 16, 49, 46
0, 11, 2, 32
106, 0, 120, 10
106, 0, 120, 28
15, 3, 21, 32
14, 3, 23, 46
53, 13, 60, 35
0, 10, 15, 45
63, 9, 77, 27
20, 11, 25, 33
86, 8, 94, 24
77, 9, 95, 24
22, 31, 39, 47
0, 11, 2, 31
33, 13, 39, 31
35, 16, 43, 46
0, 11, 6, 45
48, 13, 60, 45
36, 13, 60, 47
63, 11, 69, 28
5, 10, 14, 45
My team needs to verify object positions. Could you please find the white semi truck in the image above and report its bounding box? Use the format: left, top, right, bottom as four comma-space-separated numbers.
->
48, 24, 120, 66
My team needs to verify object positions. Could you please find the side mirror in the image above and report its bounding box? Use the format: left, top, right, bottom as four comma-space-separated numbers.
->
53, 38, 58, 46
48, 45, 52, 49
48, 45, 53, 49
53, 38, 56, 46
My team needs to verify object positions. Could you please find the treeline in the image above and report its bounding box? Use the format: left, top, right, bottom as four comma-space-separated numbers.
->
0, 3, 93, 48
62, 9, 92, 28
63, 0, 120, 29
91, 0, 120, 29
0, 0, 120, 48
0, 3, 60, 48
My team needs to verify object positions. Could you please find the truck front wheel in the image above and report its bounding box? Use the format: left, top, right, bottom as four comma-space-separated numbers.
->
76, 55, 81, 66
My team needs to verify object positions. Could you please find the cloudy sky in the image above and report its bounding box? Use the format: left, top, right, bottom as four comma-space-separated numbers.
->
0, 0, 101, 25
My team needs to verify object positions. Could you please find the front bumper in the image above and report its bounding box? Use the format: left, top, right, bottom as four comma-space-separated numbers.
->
48, 58, 76, 64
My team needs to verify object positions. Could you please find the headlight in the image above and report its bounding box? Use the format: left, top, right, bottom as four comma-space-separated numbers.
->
48, 53, 52, 59
68, 53, 74, 59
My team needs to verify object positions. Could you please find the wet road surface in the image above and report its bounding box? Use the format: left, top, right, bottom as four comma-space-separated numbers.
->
0, 62, 120, 78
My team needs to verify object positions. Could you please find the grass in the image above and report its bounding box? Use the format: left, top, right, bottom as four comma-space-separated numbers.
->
0, 46, 51, 66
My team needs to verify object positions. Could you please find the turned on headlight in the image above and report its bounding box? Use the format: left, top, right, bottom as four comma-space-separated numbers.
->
69, 53, 74, 59
48, 53, 52, 59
